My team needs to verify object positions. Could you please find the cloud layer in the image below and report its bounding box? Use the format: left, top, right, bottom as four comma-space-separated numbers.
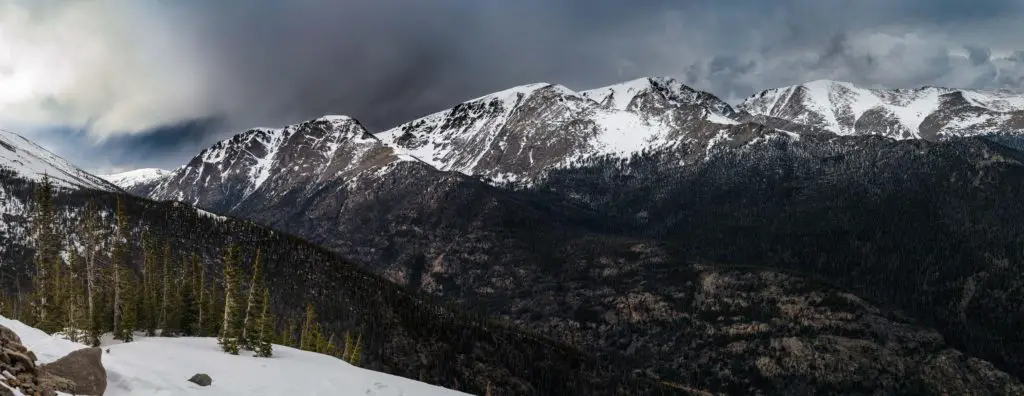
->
2, 0, 1024, 171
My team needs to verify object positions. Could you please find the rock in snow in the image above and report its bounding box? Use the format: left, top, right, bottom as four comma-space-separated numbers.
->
39, 348, 106, 395
187, 373, 212, 387
0, 316, 469, 396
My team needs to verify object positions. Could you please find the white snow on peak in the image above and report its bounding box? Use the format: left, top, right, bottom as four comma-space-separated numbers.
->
101, 168, 172, 189
465, 82, 564, 103
316, 115, 354, 122
741, 79, 1024, 138
373, 76, 748, 181
0, 315, 469, 396
0, 129, 117, 191
580, 77, 660, 110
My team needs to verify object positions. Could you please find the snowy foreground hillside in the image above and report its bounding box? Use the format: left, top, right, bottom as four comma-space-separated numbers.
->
0, 316, 469, 396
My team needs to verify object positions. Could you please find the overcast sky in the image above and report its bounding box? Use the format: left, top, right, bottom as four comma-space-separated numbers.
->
2, 0, 1024, 173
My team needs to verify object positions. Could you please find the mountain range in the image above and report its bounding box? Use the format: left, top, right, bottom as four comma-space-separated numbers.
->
3, 76, 1024, 395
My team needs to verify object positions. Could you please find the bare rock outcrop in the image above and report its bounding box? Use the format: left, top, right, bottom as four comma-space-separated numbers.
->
1, 324, 107, 396
40, 347, 107, 395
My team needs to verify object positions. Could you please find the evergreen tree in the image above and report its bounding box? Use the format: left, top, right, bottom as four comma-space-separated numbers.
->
254, 288, 273, 358
140, 231, 159, 336
111, 197, 131, 340
280, 318, 297, 348
81, 200, 101, 324
219, 245, 242, 354
63, 250, 88, 343
204, 279, 221, 337
195, 256, 207, 336
300, 303, 316, 351
350, 332, 363, 367
343, 330, 354, 362
117, 266, 137, 342
160, 243, 173, 334
31, 174, 62, 333
241, 249, 264, 349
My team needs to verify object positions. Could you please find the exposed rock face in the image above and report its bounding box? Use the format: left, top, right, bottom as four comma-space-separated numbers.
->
0, 324, 69, 396
40, 347, 107, 396
188, 373, 212, 387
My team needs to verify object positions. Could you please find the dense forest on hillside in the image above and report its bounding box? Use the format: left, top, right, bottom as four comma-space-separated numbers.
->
526, 134, 1024, 381
0, 170, 688, 396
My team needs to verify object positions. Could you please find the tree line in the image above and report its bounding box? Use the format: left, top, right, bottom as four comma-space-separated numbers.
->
0, 175, 363, 364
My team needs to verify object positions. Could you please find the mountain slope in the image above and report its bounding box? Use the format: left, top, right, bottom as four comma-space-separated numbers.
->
0, 129, 118, 191
739, 79, 1024, 139
0, 166, 682, 396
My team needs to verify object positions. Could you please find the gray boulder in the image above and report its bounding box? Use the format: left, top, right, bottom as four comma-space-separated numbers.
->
39, 348, 106, 396
188, 373, 212, 387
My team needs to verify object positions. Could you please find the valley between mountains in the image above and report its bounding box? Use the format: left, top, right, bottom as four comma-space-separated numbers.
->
3, 77, 1024, 395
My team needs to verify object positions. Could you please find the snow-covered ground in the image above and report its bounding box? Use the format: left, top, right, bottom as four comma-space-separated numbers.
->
0, 316, 469, 396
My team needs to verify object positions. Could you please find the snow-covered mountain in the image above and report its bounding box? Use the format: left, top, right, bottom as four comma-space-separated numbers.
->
375, 77, 751, 182
739, 79, 1024, 140
142, 115, 409, 210
100, 168, 172, 189
100, 168, 172, 197
0, 315, 469, 396
0, 129, 118, 191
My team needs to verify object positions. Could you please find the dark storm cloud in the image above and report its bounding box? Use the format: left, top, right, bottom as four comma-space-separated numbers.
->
7, 0, 1024, 171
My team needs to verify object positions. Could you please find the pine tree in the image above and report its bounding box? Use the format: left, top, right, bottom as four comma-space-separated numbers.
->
62, 250, 88, 342
160, 242, 172, 334
241, 249, 264, 349
300, 303, 316, 351
195, 256, 207, 336
343, 330, 354, 362
140, 231, 161, 336
204, 279, 221, 337
111, 197, 130, 338
254, 288, 273, 358
219, 245, 242, 354
117, 266, 137, 342
31, 174, 62, 333
349, 332, 363, 367
280, 318, 297, 348
81, 200, 104, 346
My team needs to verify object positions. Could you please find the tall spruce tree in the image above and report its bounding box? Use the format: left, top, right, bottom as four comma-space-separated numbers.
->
111, 196, 131, 339
31, 174, 61, 333
254, 288, 273, 358
160, 243, 172, 334
218, 245, 242, 354
81, 200, 104, 346
140, 231, 158, 336
117, 265, 137, 342
241, 249, 264, 349
300, 303, 316, 351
